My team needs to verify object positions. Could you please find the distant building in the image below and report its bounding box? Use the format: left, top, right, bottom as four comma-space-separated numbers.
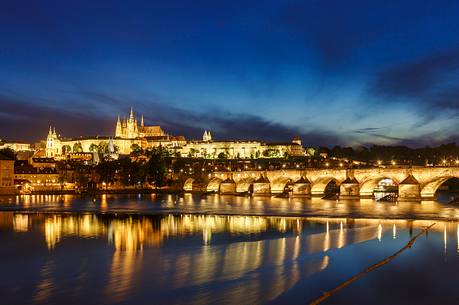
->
14, 160, 60, 191
45, 108, 186, 157
42, 108, 306, 159
179, 131, 304, 159
0, 159, 15, 194
0, 140, 31, 152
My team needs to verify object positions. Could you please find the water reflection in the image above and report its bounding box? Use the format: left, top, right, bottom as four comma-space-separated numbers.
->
0, 212, 457, 305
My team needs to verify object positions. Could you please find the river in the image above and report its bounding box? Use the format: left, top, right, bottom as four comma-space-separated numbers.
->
1, 194, 459, 304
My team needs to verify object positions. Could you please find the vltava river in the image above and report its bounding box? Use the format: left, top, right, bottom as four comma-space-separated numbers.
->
0, 192, 459, 220
1, 194, 459, 304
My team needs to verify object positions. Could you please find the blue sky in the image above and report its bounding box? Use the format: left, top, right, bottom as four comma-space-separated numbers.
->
2, 0, 459, 146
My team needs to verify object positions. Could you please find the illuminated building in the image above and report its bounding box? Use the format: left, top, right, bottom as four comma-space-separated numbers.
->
0, 159, 15, 194
43, 107, 305, 159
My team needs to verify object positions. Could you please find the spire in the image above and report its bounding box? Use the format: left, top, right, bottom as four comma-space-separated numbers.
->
207, 131, 212, 141
203, 130, 208, 141
141, 115, 144, 127
116, 115, 121, 124
130, 106, 134, 120
48, 126, 52, 136
53, 127, 57, 136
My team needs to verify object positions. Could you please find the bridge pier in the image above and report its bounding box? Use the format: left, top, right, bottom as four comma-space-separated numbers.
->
339, 177, 360, 200
292, 177, 311, 197
253, 175, 271, 196
220, 177, 237, 194
398, 175, 421, 201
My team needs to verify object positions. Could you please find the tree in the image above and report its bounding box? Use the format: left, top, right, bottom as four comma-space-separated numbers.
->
89, 143, 99, 152
73, 142, 83, 153
130, 144, 142, 155
95, 159, 117, 184
218, 152, 227, 159
0, 148, 16, 160
97, 141, 108, 153
146, 146, 168, 188
74, 163, 89, 188
188, 148, 198, 158
62, 145, 72, 154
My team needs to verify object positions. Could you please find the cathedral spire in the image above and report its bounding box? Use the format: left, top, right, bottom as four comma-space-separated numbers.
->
48, 126, 52, 136
140, 115, 144, 127
130, 106, 134, 120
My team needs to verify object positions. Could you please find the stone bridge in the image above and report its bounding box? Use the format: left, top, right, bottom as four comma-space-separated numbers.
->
182, 167, 459, 201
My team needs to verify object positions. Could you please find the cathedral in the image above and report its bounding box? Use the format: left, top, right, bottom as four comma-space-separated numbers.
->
45, 108, 185, 157
115, 107, 166, 139
44, 108, 305, 159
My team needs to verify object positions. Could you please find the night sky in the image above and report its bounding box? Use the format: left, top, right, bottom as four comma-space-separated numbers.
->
2, 1, 459, 146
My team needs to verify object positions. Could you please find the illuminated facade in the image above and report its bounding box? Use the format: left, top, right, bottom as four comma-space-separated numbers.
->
45, 108, 186, 157
0, 159, 15, 194
179, 132, 304, 159
43, 108, 305, 159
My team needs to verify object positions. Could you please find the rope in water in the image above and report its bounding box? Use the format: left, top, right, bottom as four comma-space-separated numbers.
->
309, 222, 436, 305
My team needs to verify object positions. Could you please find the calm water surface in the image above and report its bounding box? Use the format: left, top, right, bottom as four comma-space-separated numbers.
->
0, 192, 459, 219
1, 194, 459, 304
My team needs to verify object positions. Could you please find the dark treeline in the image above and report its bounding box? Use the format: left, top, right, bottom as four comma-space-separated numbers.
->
322, 143, 459, 165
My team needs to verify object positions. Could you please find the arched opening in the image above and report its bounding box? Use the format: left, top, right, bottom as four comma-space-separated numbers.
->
311, 177, 339, 198
206, 177, 222, 192
422, 177, 459, 203
183, 178, 194, 192
236, 177, 255, 194
323, 180, 339, 199
360, 177, 398, 201
374, 178, 398, 201
271, 177, 293, 194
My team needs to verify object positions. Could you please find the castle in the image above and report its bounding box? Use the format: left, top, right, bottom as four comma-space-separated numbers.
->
46, 108, 185, 157
45, 108, 305, 159
115, 107, 166, 139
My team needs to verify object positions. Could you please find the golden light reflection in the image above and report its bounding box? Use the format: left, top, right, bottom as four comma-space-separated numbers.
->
392, 223, 397, 239
13, 214, 29, 232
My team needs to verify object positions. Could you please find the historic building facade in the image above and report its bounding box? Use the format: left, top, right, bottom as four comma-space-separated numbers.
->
44, 108, 305, 159
178, 131, 304, 159
45, 108, 186, 158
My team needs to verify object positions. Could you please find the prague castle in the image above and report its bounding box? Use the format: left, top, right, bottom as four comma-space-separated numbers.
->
45, 108, 305, 159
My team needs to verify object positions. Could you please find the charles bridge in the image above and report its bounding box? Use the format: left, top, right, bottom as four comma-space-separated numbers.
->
182, 167, 459, 201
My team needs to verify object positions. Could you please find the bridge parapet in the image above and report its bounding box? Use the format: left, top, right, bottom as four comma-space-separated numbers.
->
200, 167, 459, 200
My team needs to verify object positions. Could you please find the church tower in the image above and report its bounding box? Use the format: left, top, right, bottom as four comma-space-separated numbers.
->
203, 130, 212, 142
127, 107, 139, 138
115, 115, 122, 137
46, 126, 61, 157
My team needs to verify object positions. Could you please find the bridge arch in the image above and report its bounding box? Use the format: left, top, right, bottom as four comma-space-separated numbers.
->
421, 176, 459, 199
236, 177, 256, 193
183, 178, 194, 192
359, 176, 399, 198
206, 177, 223, 192
311, 177, 340, 197
271, 177, 294, 194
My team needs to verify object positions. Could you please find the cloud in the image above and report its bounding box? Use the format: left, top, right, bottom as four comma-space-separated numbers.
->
0, 93, 343, 146
371, 48, 459, 98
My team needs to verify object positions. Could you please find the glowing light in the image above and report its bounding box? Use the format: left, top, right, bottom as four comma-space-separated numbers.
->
392, 224, 396, 239
377, 224, 382, 242
377, 160, 382, 165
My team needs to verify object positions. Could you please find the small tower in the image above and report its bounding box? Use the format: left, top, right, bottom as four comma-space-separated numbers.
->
203, 130, 209, 141
46, 126, 61, 157
292, 136, 302, 146
115, 115, 122, 137
140, 115, 144, 127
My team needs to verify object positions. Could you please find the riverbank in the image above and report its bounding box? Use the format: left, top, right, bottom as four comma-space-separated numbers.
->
1, 192, 459, 221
